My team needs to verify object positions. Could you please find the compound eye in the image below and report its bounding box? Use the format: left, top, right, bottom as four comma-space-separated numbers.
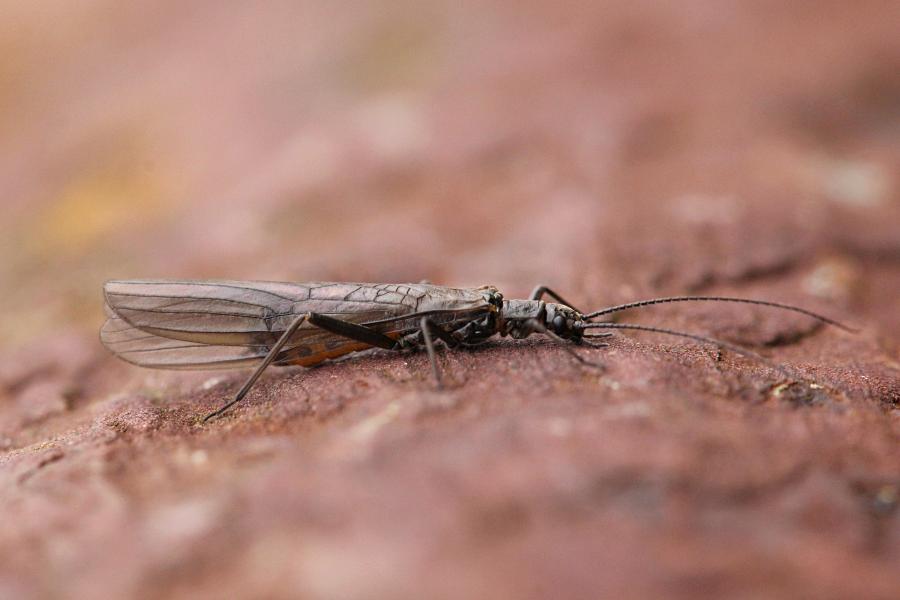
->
552, 314, 566, 333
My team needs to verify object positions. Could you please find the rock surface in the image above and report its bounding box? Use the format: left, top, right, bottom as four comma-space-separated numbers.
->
0, 2, 898, 598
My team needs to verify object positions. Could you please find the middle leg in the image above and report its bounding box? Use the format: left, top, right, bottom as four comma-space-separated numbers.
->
418, 317, 459, 388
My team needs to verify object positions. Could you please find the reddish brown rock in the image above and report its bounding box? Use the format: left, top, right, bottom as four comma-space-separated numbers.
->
0, 2, 898, 599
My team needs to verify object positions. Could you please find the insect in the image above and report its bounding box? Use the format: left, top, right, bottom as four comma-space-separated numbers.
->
101, 280, 854, 421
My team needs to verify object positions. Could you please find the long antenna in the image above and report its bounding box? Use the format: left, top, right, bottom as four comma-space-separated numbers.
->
580, 322, 794, 377
582, 296, 857, 332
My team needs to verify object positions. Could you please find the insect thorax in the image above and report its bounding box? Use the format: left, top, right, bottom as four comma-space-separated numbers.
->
499, 299, 582, 339
499, 299, 544, 338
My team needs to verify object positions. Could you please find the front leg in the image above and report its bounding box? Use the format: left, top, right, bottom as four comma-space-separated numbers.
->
527, 318, 606, 371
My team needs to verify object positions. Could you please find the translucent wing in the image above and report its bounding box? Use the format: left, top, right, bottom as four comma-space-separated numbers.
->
101, 280, 434, 369
105, 280, 298, 345
103, 280, 413, 345
100, 309, 272, 369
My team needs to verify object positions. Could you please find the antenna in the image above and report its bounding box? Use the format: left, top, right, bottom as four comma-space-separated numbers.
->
582, 296, 856, 332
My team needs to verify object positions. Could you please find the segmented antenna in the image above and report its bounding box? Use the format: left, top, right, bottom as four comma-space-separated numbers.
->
582, 296, 857, 332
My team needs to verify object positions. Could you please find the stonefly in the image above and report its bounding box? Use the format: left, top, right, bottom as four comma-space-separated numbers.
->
100, 280, 854, 421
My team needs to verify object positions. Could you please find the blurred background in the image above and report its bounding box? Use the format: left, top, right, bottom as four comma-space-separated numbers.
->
0, 1, 898, 598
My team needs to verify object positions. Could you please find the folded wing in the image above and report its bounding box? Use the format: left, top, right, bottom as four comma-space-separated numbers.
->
101, 279, 420, 369
100, 310, 272, 369
102, 279, 308, 346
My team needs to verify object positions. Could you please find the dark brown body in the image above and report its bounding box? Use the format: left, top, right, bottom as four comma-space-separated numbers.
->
102, 281, 502, 369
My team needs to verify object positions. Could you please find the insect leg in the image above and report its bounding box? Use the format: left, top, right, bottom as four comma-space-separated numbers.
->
203, 313, 311, 422
529, 285, 583, 313
203, 313, 402, 422
306, 313, 398, 350
581, 331, 613, 347
419, 317, 459, 388
528, 319, 605, 370
579, 338, 611, 349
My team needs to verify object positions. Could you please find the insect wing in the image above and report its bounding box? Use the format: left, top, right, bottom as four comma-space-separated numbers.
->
100, 309, 271, 369
103, 279, 309, 345
101, 280, 429, 368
